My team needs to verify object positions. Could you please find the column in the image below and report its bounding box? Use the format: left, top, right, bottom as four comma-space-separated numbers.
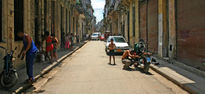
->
158, 0, 168, 57
129, 0, 133, 47
134, 0, 139, 43
168, 0, 176, 58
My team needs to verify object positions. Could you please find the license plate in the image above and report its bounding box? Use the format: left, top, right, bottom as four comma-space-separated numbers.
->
146, 57, 151, 62
117, 49, 122, 52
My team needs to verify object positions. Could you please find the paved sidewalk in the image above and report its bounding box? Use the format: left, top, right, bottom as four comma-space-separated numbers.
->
151, 58, 205, 94
0, 43, 84, 93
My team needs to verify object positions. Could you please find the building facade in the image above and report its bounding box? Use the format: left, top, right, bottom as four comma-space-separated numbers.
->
104, 0, 205, 70
0, 0, 95, 71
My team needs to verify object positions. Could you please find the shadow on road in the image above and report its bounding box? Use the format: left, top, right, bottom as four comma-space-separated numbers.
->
122, 67, 153, 76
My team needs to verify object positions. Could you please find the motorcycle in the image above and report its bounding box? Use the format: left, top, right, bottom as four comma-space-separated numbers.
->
0, 46, 18, 89
129, 52, 156, 73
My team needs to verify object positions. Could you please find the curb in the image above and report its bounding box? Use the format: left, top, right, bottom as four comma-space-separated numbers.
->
14, 41, 88, 94
153, 55, 205, 79
150, 65, 197, 94
172, 60, 205, 79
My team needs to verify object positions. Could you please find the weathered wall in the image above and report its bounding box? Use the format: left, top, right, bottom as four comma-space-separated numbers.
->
0, 0, 14, 71
0, 0, 74, 71
104, 0, 205, 71
129, 0, 134, 47
168, 0, 176, 59
176, 0, 205, 68
158, 0, 168, 57
134, 0, 140, 44
139, 1, 147, 44
147, 0, 158, 53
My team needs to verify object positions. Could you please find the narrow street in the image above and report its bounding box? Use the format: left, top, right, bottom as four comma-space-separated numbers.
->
0, 0, 204, 93
31, 41, 188, 94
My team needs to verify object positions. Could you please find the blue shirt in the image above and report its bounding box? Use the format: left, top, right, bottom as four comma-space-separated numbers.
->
23, 34, 38, 54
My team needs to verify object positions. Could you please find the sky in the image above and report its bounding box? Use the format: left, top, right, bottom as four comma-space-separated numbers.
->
91, 0, 105, 23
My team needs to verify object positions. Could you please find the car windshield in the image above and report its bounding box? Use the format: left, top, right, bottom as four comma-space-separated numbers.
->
92, 34, 98, 36
114, 37, 126, 43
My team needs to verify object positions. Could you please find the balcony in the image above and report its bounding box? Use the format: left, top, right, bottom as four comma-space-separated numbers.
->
114, 0, 130, 13
114, 0, 121, 11
74, 0, 85, 14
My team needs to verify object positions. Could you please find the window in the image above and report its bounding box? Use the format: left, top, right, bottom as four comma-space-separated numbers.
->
0, 0, 2, 42
14, 0, 24, 41
44, 0, 47, 32
34, 0, 39, 43
66, 9, 68, 33
61, 6, 64, 32
69, 11, 71, 33
127, 11, 130, 44
51, 1, 55, 33
132, 4, 135, 37
73, 17, 75, 33
76, 18, 78, 34
114, 37, 126, 43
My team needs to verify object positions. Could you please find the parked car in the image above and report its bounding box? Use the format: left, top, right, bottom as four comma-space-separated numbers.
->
91, 33, 100, 40
100, 34, 105, 41
105, 36, 130, 54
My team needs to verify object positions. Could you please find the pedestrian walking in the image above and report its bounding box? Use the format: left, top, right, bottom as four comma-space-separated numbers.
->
17, 31, 38, 83
65, 34, 70, 49
70, 33, 74, 48
76, 35, 79, 43
108, 39, 116, 65
51, 33, 59, 61
45, 31, 54, 62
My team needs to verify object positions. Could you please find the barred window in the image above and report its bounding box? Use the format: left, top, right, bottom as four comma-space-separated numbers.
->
132, 4, 135, 37
14, 0, 24, 41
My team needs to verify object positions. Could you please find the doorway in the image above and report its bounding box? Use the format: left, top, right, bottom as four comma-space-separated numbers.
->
14, 0, 24, 41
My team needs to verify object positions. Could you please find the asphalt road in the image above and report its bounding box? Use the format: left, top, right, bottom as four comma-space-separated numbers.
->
33, 41, 188, 94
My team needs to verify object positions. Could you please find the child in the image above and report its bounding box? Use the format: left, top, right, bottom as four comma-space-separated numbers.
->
65, 34, 70, 49
108, 39, 116, 65
45, 31, 54, 63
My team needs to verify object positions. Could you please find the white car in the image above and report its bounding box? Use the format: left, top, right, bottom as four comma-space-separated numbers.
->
91, 33, 100, 40
105, 36, 130, 54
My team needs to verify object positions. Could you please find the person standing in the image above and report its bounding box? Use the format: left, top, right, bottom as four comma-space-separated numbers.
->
108, 39, 116, 65
70, 33, 74, 48
17, 31, 38, 83
45, 31, 54, 62
65, 34, 70, 49
51, 33, 59, 61
76, 35, 79, 43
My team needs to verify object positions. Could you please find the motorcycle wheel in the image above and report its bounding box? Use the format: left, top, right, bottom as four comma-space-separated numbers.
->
143, 63, 150, 73
0, 71, 18, 89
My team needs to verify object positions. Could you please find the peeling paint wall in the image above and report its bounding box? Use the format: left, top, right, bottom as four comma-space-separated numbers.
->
176, 0, 205, 69
139, 1, 147, 44
0, 0, 75, 71
147, 0, 158, 53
